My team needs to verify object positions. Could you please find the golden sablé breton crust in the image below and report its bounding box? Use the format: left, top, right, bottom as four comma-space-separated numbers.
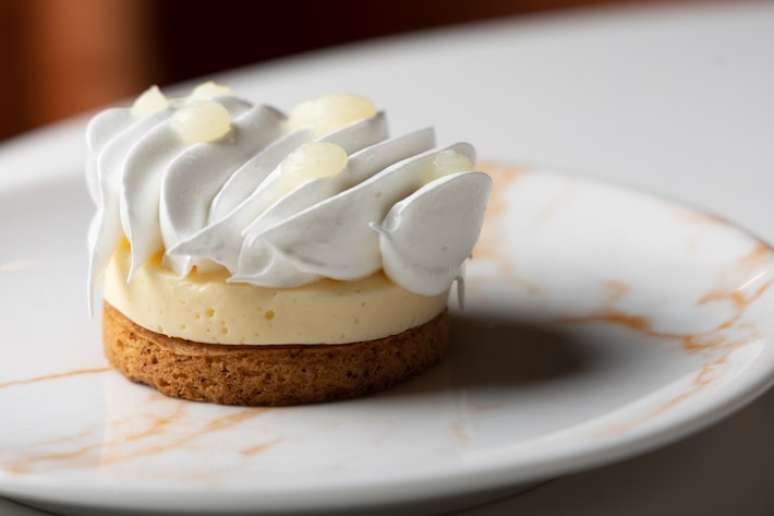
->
103, 302, 448, 406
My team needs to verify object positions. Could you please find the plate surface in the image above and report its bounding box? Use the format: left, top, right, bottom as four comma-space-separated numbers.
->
1, 163, 774, 515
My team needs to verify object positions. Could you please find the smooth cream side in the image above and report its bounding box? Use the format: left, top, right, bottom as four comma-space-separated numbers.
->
103, 245, 448, 345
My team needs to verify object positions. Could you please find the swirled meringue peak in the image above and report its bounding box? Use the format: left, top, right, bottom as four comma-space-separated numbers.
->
86, 83, 491, 311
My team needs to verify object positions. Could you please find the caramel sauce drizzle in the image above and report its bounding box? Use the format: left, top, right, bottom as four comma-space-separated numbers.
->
448, 421, 471, 445
471, 164, 774, 433
3, 407, 270, 474
0, 366, 112, 390
474, 162, 543, 294
572, 243, 774, 434
240, 436, 283, 457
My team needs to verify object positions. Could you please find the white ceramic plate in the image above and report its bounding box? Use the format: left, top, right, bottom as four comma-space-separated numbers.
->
2, 162, 774, 515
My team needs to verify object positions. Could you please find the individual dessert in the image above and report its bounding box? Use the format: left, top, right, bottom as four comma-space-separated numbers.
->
86, 83, 491, 405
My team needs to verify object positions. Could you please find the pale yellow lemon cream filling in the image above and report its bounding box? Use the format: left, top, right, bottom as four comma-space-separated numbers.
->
103, 244, 448, 345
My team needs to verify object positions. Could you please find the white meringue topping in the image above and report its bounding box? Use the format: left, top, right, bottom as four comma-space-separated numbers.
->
374, 171, 492, 296
85, 86, 491, 309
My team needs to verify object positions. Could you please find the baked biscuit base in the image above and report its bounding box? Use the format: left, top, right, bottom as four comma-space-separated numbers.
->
103, 302, 448, 406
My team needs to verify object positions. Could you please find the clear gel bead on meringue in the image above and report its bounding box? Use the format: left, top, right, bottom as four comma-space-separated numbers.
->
131, 85, 169, 118
188, 81, 234, 101
171, 100, 232, 144
287, 94, 377, 137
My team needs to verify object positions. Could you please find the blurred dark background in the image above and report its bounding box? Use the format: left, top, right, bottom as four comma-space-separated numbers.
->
1, 0, 705, 141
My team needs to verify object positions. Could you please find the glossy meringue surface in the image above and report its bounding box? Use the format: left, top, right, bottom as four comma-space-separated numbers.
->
85, 86, 491, 309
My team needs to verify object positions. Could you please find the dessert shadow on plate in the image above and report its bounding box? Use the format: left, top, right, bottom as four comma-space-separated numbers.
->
376, 312, 596, 400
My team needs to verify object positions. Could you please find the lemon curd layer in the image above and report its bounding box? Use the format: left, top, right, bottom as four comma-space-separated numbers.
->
103, 245, 448, 345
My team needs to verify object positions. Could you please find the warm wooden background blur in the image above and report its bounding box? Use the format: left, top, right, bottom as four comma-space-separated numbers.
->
1, 0, 702, 141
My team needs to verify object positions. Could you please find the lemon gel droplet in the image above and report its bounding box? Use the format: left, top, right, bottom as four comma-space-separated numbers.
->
171, 100, 232, 144
131, 85, 169, 118
277, 142, 348, 195
420, 150, 473, 184
287, 94, 377, 137
188, 81, 233, 101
